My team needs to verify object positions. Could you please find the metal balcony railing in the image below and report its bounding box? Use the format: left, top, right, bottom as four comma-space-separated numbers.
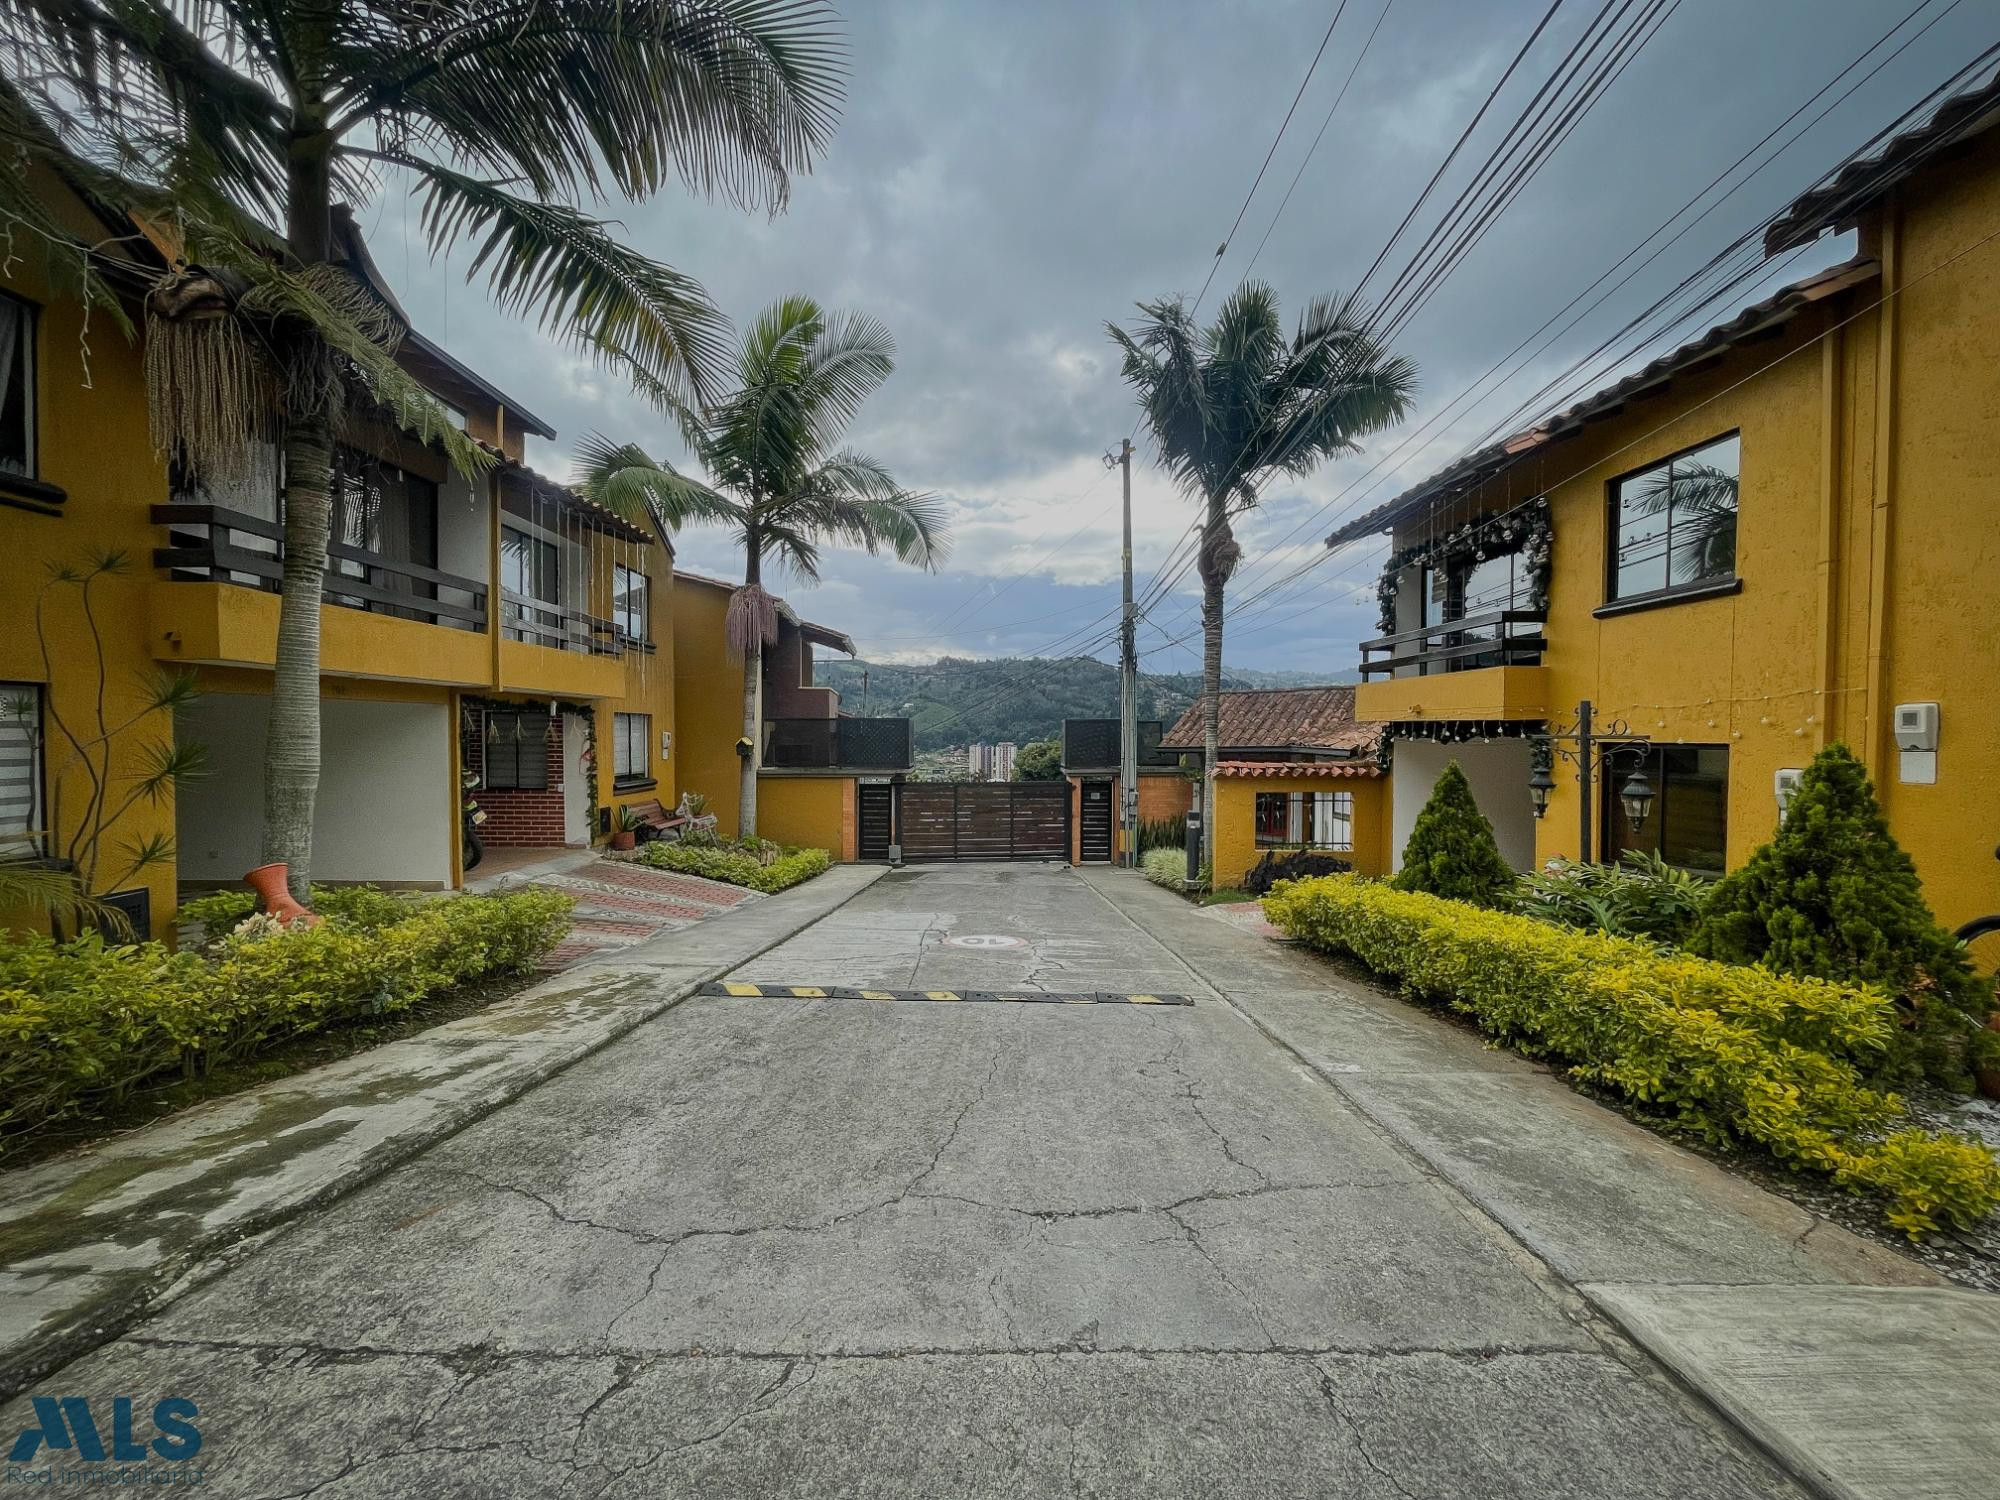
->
1357, 608, 1547, 679
763, 716, 913, 770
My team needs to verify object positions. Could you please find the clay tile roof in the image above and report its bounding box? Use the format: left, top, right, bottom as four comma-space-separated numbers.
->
1213, 760, 1381, 779
1161, 686, 1382, 756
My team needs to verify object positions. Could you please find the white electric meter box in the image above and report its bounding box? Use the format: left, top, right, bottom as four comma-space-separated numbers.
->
1893, 702, 1939, 751
1894, 702, 1939, 785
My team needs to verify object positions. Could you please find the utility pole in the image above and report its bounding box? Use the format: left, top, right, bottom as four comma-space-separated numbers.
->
1112, 437, 1138, 867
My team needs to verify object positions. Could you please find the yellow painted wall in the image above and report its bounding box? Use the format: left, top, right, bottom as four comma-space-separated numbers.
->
1211, 775, 1391, 889
0, 208, 178, 935
597, 545, 678, 838
671, 577, 748, 838
755, 774, 850, 856
1386, 127, 2000, 925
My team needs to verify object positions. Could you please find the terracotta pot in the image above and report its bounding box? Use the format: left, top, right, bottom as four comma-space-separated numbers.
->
1977, 1013, 2000, 1100
610, 831, 637, 852
244, 862, 319, 928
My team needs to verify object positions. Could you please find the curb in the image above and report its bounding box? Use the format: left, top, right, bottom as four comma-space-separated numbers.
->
0, 865, 885, 1401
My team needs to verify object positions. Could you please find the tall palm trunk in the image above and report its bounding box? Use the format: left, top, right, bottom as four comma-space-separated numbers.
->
264, 120, 337, 902
738, 543, 762, 840
1197, 492, 1231, 877
265, 417, 333, 899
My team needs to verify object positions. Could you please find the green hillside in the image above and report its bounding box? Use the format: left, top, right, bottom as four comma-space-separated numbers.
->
818, 657, 1356, 751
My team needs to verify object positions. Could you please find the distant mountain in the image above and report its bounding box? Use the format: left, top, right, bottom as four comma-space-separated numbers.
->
818, 656, 1358, 751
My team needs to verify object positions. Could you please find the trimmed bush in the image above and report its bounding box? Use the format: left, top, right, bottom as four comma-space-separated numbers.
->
1392, 761, 1515, 906
1142, 847, 1184, 889
177, 884, 426, 941
0, 888, 573, 1148
1263, 874, 2000, 1236
641, 841, 831, 893
1691, 742, 1995, 1091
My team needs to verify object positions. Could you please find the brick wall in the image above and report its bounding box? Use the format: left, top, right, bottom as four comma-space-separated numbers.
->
466, 719, 570, 848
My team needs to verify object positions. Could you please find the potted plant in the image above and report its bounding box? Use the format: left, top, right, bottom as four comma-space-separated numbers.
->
610, 805, 645, 852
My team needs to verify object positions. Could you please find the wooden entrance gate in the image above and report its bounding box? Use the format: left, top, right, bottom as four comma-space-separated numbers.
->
894, 783, 1070, 862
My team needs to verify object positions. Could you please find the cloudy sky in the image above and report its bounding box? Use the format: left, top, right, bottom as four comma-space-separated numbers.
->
363, 0, 1989, 675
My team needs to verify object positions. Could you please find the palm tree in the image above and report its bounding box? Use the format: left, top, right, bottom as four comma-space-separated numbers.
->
1109, 283, 1416, 866
581, 296, 946, 838
0, 2, 844, 897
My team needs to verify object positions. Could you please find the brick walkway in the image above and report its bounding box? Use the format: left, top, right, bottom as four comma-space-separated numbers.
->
520, 858, 764, 970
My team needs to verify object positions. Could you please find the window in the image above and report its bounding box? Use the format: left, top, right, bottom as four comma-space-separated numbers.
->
612, 564, 648, 643
1253, 789, 1354, 852
613, 712, 651, 786
0, 293, 34, 478
1603, 745, 1729, 876
482, 711, 552, 790
0, 682, 42, 850
1607, 433, 1739, 603
500, 526, 563, 643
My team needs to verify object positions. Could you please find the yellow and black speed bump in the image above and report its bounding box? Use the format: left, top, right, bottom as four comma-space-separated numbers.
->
700, 982, 1191, 1006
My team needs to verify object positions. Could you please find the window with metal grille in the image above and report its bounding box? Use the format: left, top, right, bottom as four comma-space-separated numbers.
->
482, 711, 552, 790
1253, 789, 1353, 851
0, 293, 35, 478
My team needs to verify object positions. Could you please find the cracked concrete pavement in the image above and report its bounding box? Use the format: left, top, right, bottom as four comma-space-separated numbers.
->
6, 862, 1977, 1498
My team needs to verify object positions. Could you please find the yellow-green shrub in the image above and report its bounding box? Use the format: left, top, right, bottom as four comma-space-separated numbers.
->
1263, 874, 2000, 1236
0, 888, 573, 1149
640, 842, 830, 893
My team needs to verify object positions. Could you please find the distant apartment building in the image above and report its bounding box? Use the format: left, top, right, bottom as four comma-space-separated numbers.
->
965, 741, 1018, 782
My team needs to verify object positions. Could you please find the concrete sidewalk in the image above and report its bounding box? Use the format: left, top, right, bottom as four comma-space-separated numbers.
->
0, 863, 886, 1401
1082, 871, 2000, 1500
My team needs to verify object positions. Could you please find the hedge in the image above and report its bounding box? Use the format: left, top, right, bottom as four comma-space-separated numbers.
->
1262, 874, 2000, 1236
0, 887, 573, 1149
177, 884, 422, 941
641, 842, 831, 893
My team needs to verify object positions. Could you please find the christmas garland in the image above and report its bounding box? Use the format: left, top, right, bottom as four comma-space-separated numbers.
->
1374, 497, 1553, 635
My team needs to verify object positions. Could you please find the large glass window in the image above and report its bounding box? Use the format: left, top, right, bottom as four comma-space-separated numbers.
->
1607, 433, 1739, 603
500, 527, 563, 644
0, 682, 43, 848
482, 711, 552, 791
1603, 745, 1729, 875
612, 564, 648, 643
0, 293, 34, 478
613, 713, 651, 785
1254, 789, 1354, 852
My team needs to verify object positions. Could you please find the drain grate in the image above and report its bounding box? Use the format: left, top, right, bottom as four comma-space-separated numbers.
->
700, 982, 1191, 1006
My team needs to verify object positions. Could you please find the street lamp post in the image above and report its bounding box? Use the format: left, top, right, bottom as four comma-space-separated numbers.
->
1529, 698, 1655, 864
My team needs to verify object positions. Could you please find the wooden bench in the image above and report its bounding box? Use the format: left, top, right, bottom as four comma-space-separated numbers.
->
624, 799, 687, 843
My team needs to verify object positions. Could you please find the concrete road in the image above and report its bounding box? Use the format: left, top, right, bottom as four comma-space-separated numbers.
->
3, 864, 1808, 1498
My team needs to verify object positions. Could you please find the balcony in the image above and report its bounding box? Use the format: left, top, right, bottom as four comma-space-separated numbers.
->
763, 716, 913, 772
1354, 615, 1552, 724
154, 504, 488, 629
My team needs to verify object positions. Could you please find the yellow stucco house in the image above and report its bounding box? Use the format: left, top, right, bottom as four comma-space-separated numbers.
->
1343, 76, 2000, 928
0, 169, 898, 939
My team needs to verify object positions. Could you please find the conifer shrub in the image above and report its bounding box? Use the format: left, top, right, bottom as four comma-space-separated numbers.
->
1690, 743, 1997, 1091
1391, 760, 1516, 906
1263, 874, 2000, 1236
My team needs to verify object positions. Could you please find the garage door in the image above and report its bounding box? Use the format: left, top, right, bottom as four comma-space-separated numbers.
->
895, 783, 1070, 862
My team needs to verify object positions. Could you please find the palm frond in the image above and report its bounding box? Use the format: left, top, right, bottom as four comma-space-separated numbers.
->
327, 0, 844, 209
404, 160, 731, 406
573, 433, 740, 533
790, 450, 949, 569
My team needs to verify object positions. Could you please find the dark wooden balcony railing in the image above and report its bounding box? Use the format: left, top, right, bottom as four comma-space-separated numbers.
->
763, 716, 913, 771
1357, 608, 1547, 679
153, 504, 488, 632
499, 592, 623, 656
